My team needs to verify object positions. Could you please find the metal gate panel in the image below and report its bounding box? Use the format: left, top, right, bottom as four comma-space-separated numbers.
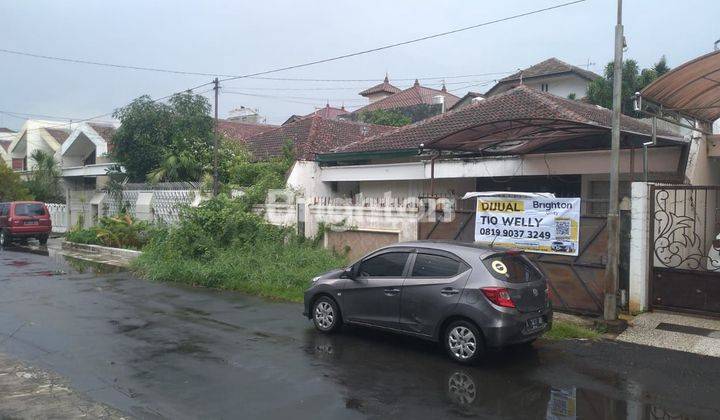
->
649, 185, 720, 316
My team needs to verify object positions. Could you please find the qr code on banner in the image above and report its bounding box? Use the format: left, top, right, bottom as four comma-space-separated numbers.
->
555, 220, 571, 238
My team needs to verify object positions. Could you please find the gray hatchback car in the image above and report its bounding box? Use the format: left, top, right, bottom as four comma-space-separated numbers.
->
303, 241, 552, 364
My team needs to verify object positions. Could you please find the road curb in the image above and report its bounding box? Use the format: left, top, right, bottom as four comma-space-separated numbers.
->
61, 240, 142, 260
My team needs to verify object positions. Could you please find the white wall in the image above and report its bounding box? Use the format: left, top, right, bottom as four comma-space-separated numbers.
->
306, 205, 420, 242
0, 131, 14, 167
321, 148, 683, 186
684, 132, 720, 186
524, 74, 590, 99
287, 161, 333, 198
8, 120, 70, 170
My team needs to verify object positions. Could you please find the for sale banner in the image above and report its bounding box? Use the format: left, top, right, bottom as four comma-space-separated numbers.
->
473, 196, 581, 255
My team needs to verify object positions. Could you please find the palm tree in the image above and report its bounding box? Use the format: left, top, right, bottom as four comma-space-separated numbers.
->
147, 152, 204, 183
26, 150, 64, 203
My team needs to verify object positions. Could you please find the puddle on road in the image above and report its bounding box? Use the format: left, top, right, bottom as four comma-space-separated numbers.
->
62, 256, 125, 275
303, 330, 702, 419
1, 245, 125, 280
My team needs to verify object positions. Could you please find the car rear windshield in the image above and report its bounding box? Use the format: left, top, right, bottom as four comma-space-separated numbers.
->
14, 203, 45, 216
482, 253, 542, 283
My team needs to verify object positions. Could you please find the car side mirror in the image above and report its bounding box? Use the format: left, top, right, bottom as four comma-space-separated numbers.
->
341, 266, 356, 280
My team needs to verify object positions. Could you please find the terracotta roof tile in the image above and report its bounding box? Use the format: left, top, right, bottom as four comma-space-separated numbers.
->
334, 85, 679, 155
218, 119, 278, 143
44, 128, 71, 145
242, 115, 394, 161
87, 123, 117, 142
498, 58, 601, 83
353, 81, 460, 114
359, 75, 402, 97
306, 104, 350, 120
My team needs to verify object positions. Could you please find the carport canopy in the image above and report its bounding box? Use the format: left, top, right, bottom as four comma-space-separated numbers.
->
641, 50, 720, 123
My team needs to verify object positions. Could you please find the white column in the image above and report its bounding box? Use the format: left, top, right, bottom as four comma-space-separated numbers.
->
629, 182, 650, 313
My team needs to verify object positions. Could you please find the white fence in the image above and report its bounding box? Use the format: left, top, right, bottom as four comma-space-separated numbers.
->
46, 203, 69, 233
66, 183, 204, 229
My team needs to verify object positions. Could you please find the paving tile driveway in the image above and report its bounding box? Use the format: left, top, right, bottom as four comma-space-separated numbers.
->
1, 245, 720, 419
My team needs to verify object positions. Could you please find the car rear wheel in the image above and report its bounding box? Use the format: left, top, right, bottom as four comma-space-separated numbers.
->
444, 320, 484, 364
0, 230, 10, 247
312, 296, 342, 333
38, 235, 48, 245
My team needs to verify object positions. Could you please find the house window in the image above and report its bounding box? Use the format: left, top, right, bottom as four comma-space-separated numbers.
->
12, 157, 26, 171
587, 180, 631, 216
541, 83, 549, 92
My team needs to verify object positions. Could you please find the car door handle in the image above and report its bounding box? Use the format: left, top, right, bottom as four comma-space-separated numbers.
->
441, 288, 460, 296
384, 288, 400, 296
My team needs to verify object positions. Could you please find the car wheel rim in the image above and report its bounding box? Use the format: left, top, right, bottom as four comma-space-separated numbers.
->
314, 302, 335, 330
448, 326, 477, 360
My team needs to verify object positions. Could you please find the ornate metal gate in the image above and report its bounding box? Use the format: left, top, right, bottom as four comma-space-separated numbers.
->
649, 185, 720, 315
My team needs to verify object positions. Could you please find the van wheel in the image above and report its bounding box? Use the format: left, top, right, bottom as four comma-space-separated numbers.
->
39, 235, 49, 245
0, 230, 10, 247
312, 296, 342, 333
444, 320, 485, 364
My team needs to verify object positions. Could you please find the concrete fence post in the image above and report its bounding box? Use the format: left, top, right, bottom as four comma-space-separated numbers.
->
629, 182, 650, 313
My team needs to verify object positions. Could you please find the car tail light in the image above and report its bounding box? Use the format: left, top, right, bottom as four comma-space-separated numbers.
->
481, 287, 515, 308
9, 218, 20, 226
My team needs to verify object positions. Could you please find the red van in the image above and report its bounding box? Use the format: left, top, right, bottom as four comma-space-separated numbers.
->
0, 201, 52, 246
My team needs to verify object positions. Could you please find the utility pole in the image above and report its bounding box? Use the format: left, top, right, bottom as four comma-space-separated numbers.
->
605, 0, 623, 321
212, 77, 220, 197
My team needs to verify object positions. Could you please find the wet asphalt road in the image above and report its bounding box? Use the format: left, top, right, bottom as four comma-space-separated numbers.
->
1, 246, 720, 419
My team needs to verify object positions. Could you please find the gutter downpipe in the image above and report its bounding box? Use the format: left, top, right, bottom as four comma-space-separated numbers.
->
642, 117, 657, 182
429, 152, 440, 196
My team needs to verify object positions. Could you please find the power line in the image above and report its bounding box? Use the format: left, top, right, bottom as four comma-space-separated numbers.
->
218, 0, 586, 83
0, 1, 585, 84
0, 47, 233, 77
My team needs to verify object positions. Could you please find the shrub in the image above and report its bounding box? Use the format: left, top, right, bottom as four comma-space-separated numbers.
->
66, 227, 103, 245
133, 195, 346, 301
66, 214, 152, 250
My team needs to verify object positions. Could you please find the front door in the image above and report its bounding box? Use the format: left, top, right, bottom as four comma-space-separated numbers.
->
342, 249, 411, 329
400, 250, 471, 336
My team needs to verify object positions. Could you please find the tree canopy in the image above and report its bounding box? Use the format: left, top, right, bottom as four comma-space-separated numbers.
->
0, 161, 31, 202
356, 108, 412, 127
111, 92, 214, 182
587, 56, 670, 117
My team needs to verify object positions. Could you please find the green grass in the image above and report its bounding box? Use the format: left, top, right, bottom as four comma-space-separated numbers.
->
543, 320, 602, 340
132, 240, 346, 302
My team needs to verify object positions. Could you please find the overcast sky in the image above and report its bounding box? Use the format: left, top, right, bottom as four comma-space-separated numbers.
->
1, 0, 718, 130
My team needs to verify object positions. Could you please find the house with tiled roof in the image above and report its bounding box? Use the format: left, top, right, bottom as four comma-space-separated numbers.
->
59, 122, 121, 190
358, 75, 401, 103
270, 86, 695, 262
7, 120, 72, 173
217, 119, 277, 143
449, 92, 485, 111
307, 103, 349, 120
0, 127, 15, 167
352, 79, 460, 118
484, 57, 601, 99
242, 114, 393, 197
